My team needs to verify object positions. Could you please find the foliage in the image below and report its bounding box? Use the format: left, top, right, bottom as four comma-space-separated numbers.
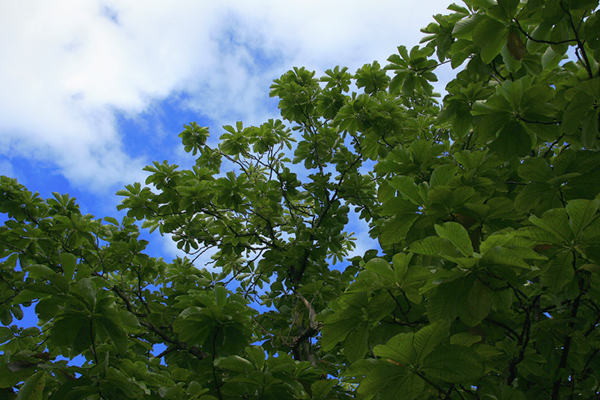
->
2, 0, 600, 398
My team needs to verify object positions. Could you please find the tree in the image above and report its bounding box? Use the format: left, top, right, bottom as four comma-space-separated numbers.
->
2, 0, 600, 398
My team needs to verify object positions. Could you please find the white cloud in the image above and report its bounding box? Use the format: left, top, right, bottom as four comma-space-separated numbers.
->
0, 159, 15, 179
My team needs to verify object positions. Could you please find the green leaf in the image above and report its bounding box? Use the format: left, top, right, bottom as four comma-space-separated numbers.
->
435, 222, 474, 257
358, 364, 424, 400
581, 108, 600, 148
427, 282, 459, 323
499, 386, 527, 400
566, 199, 599, 239
77, 278, 97, 309
453, 101, 473, 137
311, 379, 336, 399
59, 253, 78, 280
24, 264, 55, 279
379, 214, 419, 246
364, 258, 394, 281
489, 120, 532, 160
392, 252, 412, 282
481, 246, 530, 269
145, 372, 175, 387
321, 317, 361, 351
35, 296, 62, 321
215, 356, 253, 373
413, 322, 448, 363
13, 290, 49, 305
529, 208, 574, 243
453, 14, 485, 40
50, 313, 90, 349
541, 251, 574, 293
118, 310, 141, 332
37, 377, 95, 400
374, 333, 417, 365
518, 157, 554, 182
563, 91, 595, 136
245, 346, 266, 370
514, 182, 558, 212
430, 164, 459, 187
421, 345, 484, 383
450, 332, 483, 347
466, 279, 493, 323
389, 176, 423, 205
378, 371, 424, 400
98, 316, 128, 354
498, 0, 520, 19
473, 19, 509, 63
214, 286, 228, 309
409, 236, 463, 259
344, 322, 369, 363
17, 371, 45, 400
378, 181, 396, 203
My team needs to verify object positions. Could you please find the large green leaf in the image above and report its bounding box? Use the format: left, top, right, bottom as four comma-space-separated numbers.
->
389, 176, 423, 205
481, 246, 530, 269
541, 251, 574, 293
311, 379, 336, 399
44, 377, 96, 400
489, 120, 532, 159
377, 371, 425, 400
364, 258, 394, 281
453, 14, 485, 39
215, 356, 253, 373
434, 222, 474, 256
358, 364, 424, 400
321, 316, 362, 351
427, 282, 459, 323
16, 371, 45, 400
59, 253, 78, 280
498, 0, 520, 19
421, 345, 484, 383
0, 364, 36, 390
373, 333, 417, 365
344, 322, 370, 363
379, 214, 419, 246
563, 91, 595, 137
413, 322, 449, 363
392, 252, 413, 283
214, 286, 228, 309
245, 346, 266, 370
430, 165, 459, 187
50, 313, 91, 349
518, 157, 554, 182
464, 279, 493, 325
97, 315, 128, 354
566, 199, 599, 239
409, 236, 464, 259
479, 26, 509, 63
529, 208, 574, 244
77, 278, 97, 309
514, 182, 559, 212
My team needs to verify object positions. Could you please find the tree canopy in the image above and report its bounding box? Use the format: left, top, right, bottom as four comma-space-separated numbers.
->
2, 0, 600, 398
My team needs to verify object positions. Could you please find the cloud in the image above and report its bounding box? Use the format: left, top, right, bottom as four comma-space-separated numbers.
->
0, 159, 15, 179
0, 0, 453, 192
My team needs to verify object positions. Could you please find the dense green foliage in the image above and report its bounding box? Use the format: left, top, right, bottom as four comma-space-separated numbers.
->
2, 0, 600, 398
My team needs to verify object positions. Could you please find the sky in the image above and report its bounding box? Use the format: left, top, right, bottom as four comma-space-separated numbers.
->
0, 0, 456, 269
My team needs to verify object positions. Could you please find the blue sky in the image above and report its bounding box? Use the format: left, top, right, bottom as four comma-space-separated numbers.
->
0, 0, 455, 271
